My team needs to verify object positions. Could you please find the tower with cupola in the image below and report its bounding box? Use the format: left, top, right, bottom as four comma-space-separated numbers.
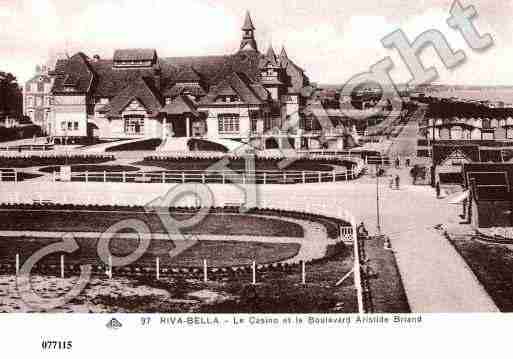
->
259, 45, 284, 101
240, 11, 258, 52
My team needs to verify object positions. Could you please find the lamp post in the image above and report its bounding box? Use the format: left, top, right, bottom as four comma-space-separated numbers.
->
376, 163, 382, 235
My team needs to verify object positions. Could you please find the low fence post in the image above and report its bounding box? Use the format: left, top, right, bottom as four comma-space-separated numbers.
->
103, 171, 107, 183
252, 261, 256, 285
202, 173, 206, 184
222, 171, 226, 184
60, 255, 65, 279
156, 257, 160, 280
122, 171, 126, 183
318, 172, 322, 183
0, 171, 3, 182
15, 253, 19, 277
182, 172, 185, 184
162, 172, 165, 184
332, 171, 336, 182
203, 259, 208, 283
14, 170, 18, 183
301, 261, 306, 285
263, 172, 267, 184
302, 171, 306, 183
108, 255, 112, 279
85, 171, 88, 183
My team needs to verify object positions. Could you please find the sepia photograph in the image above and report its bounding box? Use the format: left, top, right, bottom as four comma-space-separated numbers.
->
0, 0, 511, 357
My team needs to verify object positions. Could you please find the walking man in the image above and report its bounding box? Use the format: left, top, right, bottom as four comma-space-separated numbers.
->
436, 181, 441, 199
395, 174, 400, 189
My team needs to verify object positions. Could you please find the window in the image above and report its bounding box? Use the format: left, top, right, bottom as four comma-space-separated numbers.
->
251, 119, 258, 133
74, 122, 79, 131
68, 122, 73, 131
218, 114, 240, 134
61, 121, 66, 131
124, 116, 144, 135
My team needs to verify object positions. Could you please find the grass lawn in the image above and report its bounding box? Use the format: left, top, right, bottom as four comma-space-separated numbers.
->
38, 165, 140, 173
450, 238, 513, 311
0, 170, 43, 181
106, 138, 162, 152
364, 236, 410, 313
0, 156, 112, 168
135, 158, 344, 172
0, 209, 304, 238
0, 237, 300, 268
89, 245, 358, 313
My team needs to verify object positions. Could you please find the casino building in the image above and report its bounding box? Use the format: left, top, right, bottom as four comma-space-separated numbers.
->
47, 12, 347, 150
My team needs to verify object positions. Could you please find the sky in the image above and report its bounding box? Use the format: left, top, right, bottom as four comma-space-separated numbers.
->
0, 0, 510, 86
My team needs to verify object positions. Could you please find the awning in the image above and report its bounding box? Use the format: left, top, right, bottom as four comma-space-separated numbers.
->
447, 190, 470, 204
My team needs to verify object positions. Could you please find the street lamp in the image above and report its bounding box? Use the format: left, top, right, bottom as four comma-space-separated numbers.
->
376, 163, 382, 235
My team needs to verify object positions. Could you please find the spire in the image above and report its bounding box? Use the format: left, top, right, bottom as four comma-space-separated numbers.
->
242, 11, 255, 31
239, 11, 258, 51
279, 46, 289, 66
265, 45, 279, 67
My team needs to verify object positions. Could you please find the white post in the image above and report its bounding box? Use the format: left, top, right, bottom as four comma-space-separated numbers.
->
162, 172, 165, 184
332, 171, 336, 182
156, 257, 160, 280
103, 171, 107, 182
302, 171, 306, 183
53, 171, 56, 182
182, 172, 185, 184
222, 171, 226, 184
263, 172, 267, 184
252, 261, 256, 285
85, 171, 88, 183
301, 261, 306, 285
60, 255, 64, 278
14, 170, 17, 183
122, 171, 126, 183
108, 255, 112, 279
203, 259, 208, 283
15, 253, 19, 276
318, 172, 322, 183
202, 173, 206, 184
353, 218, 364, 314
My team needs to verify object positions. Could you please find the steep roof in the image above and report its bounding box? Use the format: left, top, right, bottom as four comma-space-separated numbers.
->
89, 51, 263, 98
52, 52, 94, 94
162, 95, 199, 117
433, 144, 480, 166
103, 77, 163, 117
242, 11, 255, 31
279, 46, 289, 67
200, 72, 268, 105
259, 46, 279, 68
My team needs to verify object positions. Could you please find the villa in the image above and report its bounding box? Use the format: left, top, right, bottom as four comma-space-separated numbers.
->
45, 12, 348, 151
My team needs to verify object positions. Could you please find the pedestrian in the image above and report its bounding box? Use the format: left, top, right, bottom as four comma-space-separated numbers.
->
436, 181, 441, 198
395, 157, 400, 169
405, 157, 411, 167
357, 222, 369, 240
389, 176, 394, 189
395, 174, 400, 189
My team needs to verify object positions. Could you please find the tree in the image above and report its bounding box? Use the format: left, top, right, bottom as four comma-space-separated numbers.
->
0, 71, 23, 119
